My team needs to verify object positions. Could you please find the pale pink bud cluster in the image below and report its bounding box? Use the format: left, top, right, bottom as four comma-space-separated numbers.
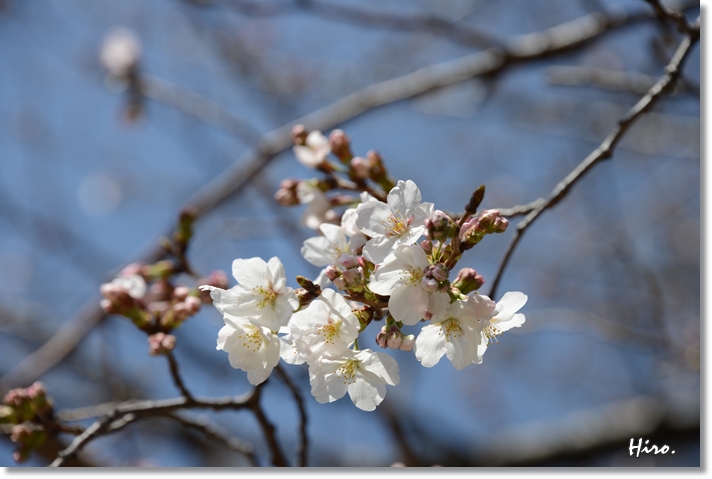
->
421, 264, 449, 293
274, 178, 302, 206
460, 209, 509, 250
376, 325, 415, 352
326, 254, 366, 291
425, 210, 457, 241
148, 332, 177, 355
329, 129, 352, 162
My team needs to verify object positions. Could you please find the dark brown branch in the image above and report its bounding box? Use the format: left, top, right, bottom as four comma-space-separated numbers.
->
51, 390, 257, 466
547, 65, 697, 96
487, 29, 698, 300
274, 364, 308, 467
0, 0, 688, 394
162, 413, 257, 466
249, 385, 288, 467
645, 0, 698, 34
166, 351, 193, 400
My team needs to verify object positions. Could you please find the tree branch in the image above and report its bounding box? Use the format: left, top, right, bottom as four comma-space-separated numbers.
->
274, 363, 308, 467
166, 351, 193, 401
487, 27, 698, 299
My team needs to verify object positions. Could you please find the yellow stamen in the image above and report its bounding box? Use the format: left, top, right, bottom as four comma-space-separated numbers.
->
238, 326, 265, 353
336, 360, 359, 385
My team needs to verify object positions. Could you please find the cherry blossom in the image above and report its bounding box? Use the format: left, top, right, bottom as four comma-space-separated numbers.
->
414, 294, 493, 369
200, 256, 299, 332
308, 349, 400, 411
355, 180, 433, 264
476, 291, 528, 362
289, 289, 360, 363
368, 244, 450, 325
216, 319, 281, 386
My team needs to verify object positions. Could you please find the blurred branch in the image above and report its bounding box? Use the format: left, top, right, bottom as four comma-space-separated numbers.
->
141, 74, 262, 144
226, 0, 502, 50
162, 413, 256, 466
644, 0, 697, 34
0, 0, 687, 395
488, 25, 699, 299
274, 364, 308, 467
248, 385, 288, 467
547, 65, 698, 96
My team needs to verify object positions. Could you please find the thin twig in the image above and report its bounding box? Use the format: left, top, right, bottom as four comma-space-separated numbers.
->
0, 0, 693, 394
166, 351, 193, 400
274, 364, 308, 467
487, 28, 699, 300
162, 413, 257, 466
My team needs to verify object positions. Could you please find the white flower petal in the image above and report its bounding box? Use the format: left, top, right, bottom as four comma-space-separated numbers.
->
493, 292, 528, 323
232, 257, 270, 289
362, 235, 397, 264
414, 324, 448, 367
347, 377, 384, 412
301, 236, 336, 267
355, 201, 391, 238
266, 256, 286, 292
389, 284, 429, 325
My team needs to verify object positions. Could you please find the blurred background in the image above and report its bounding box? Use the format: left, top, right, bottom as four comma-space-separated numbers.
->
0, 0, 700, 467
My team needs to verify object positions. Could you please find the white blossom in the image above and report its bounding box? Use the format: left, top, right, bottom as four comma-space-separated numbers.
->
278, 326, 305, 365
414, 295, 493, 369
100, 27, 141, 77
477, 291, 528, 362
355, 180, 433, 264
368, 245, 450, 325
309, 349, 400, 411
293, 131, 330, 168
200, 256, 299, 332
289, 289, 360, 363
301, 223, 366, 268
217, 319, 281, 386
111, 274, 146, 299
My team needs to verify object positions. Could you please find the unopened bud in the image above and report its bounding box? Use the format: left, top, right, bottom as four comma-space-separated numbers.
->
120, 262, 145, 277
353, 306, 373, 331
291, 124, 308, 146
183, 296, 201, 314
425, 263, 448, 282
426, 210, 457, 241
275, 178, 301, 206
148, 301, 170, 315
460, 209, 508, 250
10, 424, 30, 443
465, 185, 486, 214
386, 330, 402, 349
150, 280, 173, 302
329, 129, 352, 162
341, 267, 362, 285
337, 253, 359, 270
148, 333, 176, 355
324, 266, 340, 281
350, 156, 369, 179
452, 268, 485, 294
420, 239, 433, 255
421, 277, 439, 293
399, 334, 415, 351
173, 286, 190, 301
376, 326, 388, 348
332, 277, 347, 290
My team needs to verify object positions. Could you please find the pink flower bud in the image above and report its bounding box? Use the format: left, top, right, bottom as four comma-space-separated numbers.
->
332, 277, 347, 290
452, 268, 485, 294
3, 389, 25, 408
399, 334, 415, 351
325, 266, 340, 281
376, 326, 388, 348
341, 268, 361, 285
148, 301, 170, 315
184, 296, 201, 314
337, 253, 359, 270
100, 298, 117, 313
291, 124, 308, 146
350, 156, 369, 179
329, 129, 352, 161
173, 286, 190, 301
148, 333, 176, 355
420, 239, 433, 255
10, 424, 30, 443
25, 382, 45, 400
386, 332, 402, 350
120, 262, 145, 277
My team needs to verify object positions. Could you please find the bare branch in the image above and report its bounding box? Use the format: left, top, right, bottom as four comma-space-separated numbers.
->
274, 364, 308, 467
248, 385, 288, 467
645, 0, 698, 34
488, 28, 699, 299
547, 65, 697, 96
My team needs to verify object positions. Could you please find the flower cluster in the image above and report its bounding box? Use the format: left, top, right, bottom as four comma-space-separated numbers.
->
1, 383, 54, 462
204, 126, 528, 412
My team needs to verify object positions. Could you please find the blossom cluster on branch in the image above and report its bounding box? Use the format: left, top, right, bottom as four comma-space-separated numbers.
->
203, 126, 527, 411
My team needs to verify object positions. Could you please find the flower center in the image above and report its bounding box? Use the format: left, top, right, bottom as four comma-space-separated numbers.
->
254, 286, 278, 309
238, 326, 265, 353
384, 214, 411, 238
336, 359, 359, 385
406, 268, 424, 285
441, 319, 463, 342
316, 321, 342, 345
483, 323, 503, 345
